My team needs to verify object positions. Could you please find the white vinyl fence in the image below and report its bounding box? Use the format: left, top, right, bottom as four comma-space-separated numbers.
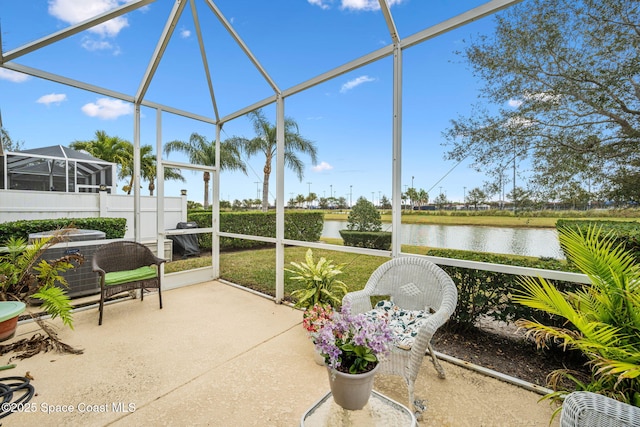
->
0, 190, 187, 240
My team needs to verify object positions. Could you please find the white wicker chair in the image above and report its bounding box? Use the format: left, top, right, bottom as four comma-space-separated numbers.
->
560, 391, 640, 427
343, 256, 458, 414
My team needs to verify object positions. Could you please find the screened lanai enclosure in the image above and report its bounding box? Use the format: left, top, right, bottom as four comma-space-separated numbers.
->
0, 145, 116, 192
0, 0, 587, 295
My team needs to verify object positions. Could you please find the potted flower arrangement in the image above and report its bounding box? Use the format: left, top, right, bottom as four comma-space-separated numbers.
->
286, 249, 348, 363
313, 301, 394, 410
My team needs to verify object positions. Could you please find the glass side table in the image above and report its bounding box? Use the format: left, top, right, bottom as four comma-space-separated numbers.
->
301, 390, 416, 427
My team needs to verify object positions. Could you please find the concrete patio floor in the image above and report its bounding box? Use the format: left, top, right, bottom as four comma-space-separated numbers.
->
2, 281, 560, 426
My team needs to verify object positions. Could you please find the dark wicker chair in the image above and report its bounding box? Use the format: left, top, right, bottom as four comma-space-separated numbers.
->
92, 241, 166, 325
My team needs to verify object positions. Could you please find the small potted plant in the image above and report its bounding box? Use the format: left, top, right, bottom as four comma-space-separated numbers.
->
301, 303, 334, 365
285, 248, 348, 310
313, 301, 394, 410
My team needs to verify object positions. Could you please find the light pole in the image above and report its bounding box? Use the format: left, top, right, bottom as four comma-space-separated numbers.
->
254, 181, 260, 200
349, 185, 352, 208
371, 192, 375, 205
463, 186, 466, 208
307, 182, 311, 196
330, 184, 333, 199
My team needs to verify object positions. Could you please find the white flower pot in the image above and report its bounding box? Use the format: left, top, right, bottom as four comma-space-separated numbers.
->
327, 363, 379, 410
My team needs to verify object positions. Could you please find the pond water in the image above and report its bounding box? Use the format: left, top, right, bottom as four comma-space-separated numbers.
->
322, 221, 565, 259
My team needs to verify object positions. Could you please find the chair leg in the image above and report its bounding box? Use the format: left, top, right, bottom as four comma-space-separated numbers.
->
407, 379, 425, 420
427, 342, 446, 379
158, 286, 163, 309
98, 293, 104, 326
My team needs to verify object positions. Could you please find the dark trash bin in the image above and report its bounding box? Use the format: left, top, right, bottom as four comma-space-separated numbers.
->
168, 222, 200, 258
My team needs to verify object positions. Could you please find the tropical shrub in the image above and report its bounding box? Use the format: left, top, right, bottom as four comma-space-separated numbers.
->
285, 249, 348, 310
513, 225, 640, 407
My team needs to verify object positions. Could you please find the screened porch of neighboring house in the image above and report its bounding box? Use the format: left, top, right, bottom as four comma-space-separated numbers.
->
0, 145, 116, 193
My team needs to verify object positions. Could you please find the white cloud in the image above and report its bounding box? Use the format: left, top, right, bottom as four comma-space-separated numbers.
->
312, 161, 334, 172
340, 75, 375, 93
49, 0, 130, 37
180, 29, 191, 38
81, 98, 132, 119
0, 69, 29, 83
37, 93, 68, 106
508, 99, 523, 108
81, 38, 113, 51
308, 0, 331, 9
309, 0, 404, 11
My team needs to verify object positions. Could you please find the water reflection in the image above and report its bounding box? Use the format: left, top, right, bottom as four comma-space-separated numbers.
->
322, 221, 564, 259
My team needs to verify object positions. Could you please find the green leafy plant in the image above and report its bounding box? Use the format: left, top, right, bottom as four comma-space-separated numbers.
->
513, 225, 640, 408
0, 229, 84, 356
285, 249, 348, 310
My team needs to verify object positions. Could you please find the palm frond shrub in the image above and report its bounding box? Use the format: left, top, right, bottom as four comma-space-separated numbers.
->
0, 229, 84, 357
513, 225, 640, 407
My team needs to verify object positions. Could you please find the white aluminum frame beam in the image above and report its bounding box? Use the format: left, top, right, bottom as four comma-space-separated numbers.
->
203, 0, 280, 94
136, 0, 187, 102
190, 0, 220, 122
1, 0, 155, 64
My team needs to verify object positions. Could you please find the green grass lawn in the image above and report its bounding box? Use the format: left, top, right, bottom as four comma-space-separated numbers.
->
166, 211, 639, 299
166, 245, 389, 299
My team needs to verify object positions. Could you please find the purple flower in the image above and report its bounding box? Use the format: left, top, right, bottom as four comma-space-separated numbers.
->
313, 300, 393, 374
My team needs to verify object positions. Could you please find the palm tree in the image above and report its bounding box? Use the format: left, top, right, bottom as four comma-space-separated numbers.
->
138, 145, 185, 196
71, 130, 130, 186
73, 131, 185, 195
229, 109, 318, 211
164, 133, 246, 208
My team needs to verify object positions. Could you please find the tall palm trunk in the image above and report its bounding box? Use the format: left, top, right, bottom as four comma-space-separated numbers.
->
203, 171, 210, 209
262, 160, 271, 211
262, 173, 270, 211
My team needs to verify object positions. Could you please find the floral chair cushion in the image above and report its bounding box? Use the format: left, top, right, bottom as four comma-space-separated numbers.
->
365, 300, 432, 350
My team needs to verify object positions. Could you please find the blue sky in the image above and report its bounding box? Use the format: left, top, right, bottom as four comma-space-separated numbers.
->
0, 0, 510, 205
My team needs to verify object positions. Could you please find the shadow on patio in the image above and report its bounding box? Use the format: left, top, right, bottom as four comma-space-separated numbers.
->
5, 281, 558, 426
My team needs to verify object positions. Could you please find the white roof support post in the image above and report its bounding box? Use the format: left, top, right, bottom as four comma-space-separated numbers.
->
391, 43, 403, 258
275, 95, 285, 303
133, 104, 141, 243
156, 108, 165, 256
379, 0, 403, 258
212, 124, 221, 278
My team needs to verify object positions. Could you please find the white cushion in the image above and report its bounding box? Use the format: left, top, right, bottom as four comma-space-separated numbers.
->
365, 300, 432, 350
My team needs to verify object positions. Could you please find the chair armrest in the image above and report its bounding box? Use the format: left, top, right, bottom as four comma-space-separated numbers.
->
343, 290, 373, 314
561, 391, 640, 427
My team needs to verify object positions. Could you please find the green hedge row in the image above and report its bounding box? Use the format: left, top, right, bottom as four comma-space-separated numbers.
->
187, 211, 324, 250
426, 248, 580, 331
0, 217, 127, 242
339, 230, 392, 250
557, 219, 640, 262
